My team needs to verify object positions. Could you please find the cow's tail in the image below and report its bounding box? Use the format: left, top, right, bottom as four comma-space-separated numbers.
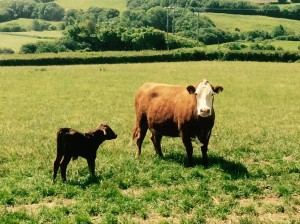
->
131, 123, 140, 143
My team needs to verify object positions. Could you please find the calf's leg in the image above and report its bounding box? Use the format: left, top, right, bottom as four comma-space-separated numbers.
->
60, 156, 72, 182
53, 154, 63, 181
87, 157, 96, 177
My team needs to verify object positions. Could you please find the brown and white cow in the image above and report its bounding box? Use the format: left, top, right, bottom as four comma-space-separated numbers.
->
132, 79, 223, 165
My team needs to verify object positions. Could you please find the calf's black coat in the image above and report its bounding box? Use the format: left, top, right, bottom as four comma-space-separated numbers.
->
53, 123, 117, 182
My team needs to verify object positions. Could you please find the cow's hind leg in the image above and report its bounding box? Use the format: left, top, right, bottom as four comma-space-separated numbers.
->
150, 131, 163, 157
134, 116, 148, 157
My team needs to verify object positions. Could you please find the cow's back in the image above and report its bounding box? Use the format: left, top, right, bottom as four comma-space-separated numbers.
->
134, 83, 196, 136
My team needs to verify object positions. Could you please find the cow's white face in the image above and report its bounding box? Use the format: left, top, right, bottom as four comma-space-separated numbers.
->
187, 79, 223, 118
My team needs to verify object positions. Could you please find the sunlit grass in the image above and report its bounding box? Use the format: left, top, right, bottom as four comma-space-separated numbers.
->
207, 40, 300, 51
0, 31, 62, 52
205, 12, 300, 33
0, 18, 62, 30
0, 61, 299, 223
55, 0, 127, 12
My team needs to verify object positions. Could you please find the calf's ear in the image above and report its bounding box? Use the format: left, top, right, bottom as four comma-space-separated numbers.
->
213, 85, 223, 94
186, 85, 196, 94
99, 124, 107, 135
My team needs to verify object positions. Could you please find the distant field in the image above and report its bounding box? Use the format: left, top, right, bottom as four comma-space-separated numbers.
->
0, 31, 62, 52
271, 40, 300, 51
0, 61, 299, 223
0, 18, 62, 31
55, 0, 127, 12
207, 40, 300, 51
205, 13, 300, 33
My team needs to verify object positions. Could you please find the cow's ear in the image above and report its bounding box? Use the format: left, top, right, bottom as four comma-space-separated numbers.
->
213, 85, 223, 94
186, 85, 196, 94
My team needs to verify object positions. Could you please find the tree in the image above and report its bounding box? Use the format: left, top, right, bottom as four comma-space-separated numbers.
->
39, 2, 65, 21
120, 10, 145, 28
278, 0, 288, 4
272, 25, 287, 37
145, 6, 167, 31
32, 19, 42, 31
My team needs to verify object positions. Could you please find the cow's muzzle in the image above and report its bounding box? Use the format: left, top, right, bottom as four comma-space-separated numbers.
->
198, 108, 211, 117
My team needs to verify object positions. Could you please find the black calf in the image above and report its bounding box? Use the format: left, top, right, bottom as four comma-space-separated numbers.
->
53, 123, 117, 182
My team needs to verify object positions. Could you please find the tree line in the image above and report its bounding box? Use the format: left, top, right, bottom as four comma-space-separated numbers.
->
127, 0, 300, 20
0, 0, 64, 22
1, 0, 299, 54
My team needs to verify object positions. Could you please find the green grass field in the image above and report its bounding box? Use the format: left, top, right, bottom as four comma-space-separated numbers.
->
205, 13, 300, 34
55, 0, 127, 12
0, 61, 299, 223
207, 40, 300, 51
0, 31, 62, 52
0, 18, 62, 31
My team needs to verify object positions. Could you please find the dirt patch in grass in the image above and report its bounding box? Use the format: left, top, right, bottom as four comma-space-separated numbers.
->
4, 198, 76, 214
228, 195, 300, 223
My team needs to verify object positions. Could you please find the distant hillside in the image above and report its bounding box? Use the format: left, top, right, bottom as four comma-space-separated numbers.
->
206, 13, 300, 33
54, 0, 127, 12
1, 0, 299, 53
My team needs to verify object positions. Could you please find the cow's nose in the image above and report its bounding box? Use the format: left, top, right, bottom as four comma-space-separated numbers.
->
200, 108, 210, 113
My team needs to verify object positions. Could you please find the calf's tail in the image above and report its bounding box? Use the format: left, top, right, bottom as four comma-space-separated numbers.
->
53, 128, 67, 181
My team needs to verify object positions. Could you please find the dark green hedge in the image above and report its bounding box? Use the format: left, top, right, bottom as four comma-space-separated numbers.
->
0, 49, 299, 66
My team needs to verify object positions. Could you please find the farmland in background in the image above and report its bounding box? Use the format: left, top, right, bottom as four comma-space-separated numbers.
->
0, 0, 299, 53
0, 61, 299, 223
207, 40, 300, 51
0, 31, 62, 52
55, 0, 127, 12
205, 13, 300, 33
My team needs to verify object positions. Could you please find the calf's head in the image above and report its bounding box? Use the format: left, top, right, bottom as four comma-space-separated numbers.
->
99, 124, 118, 140
187, 79, 223, 117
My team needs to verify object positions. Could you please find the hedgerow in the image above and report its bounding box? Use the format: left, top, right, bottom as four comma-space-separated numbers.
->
0, 49, 299, 66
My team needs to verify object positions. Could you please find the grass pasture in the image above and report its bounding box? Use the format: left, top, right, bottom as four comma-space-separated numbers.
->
207, 40, 300, 51
0, 61, 300, 223
55, 0, 127, 12
205, 13, 300, 34
0, 18, 62, 31
0, 31, 62, 52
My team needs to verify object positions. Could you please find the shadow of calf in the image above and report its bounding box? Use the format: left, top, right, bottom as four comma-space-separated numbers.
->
67, 175, 102, 188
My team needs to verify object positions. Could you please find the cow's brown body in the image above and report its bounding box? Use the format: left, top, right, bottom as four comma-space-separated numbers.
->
132, 82, 222, 165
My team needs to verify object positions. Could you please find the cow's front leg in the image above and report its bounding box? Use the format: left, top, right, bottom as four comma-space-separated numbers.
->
181, 136, 194, 166
198, 130, 212, 166
201, 145, 208, 166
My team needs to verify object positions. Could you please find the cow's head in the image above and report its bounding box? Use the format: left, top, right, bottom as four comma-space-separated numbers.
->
186, 79, 223, 117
